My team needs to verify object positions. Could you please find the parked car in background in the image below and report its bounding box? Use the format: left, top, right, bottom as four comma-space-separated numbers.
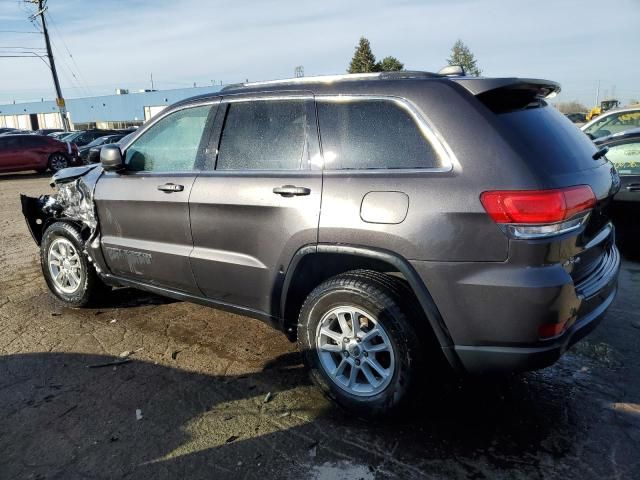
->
35, 128, 64, 136
582, 107, 640, 139
0, 134, 80, 173
49, 131, 74, 140
565, 112, 586, 123
78, 134, 126, 164
0, 128, 18, 135
595, 128, 640, 256
64, 129, 118, 147
86, 132, 134, 164
22, 71, 620, 416
0, 129, 35, 136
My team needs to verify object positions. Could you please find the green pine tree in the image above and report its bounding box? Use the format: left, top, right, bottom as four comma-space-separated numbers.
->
376, 56, 404, 72
447, 39, 482, 76
348, 37, 377, 73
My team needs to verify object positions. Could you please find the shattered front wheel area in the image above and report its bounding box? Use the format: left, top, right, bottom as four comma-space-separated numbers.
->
20, 194, 62, 245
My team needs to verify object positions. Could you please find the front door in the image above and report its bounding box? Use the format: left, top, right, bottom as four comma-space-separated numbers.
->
189, 93, 321, 315
94, 101, 218, 294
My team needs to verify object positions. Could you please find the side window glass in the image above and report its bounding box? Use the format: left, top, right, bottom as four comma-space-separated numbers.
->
586, 111, 640, 138
317, 99, 440, 169
125, 105, 212, 172
607, 142, 640, 174
216, 99, 308, 170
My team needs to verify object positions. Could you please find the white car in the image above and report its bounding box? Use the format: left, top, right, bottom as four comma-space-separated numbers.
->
582, 107, 640, 140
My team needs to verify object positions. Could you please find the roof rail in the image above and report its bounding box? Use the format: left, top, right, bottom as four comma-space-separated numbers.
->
221, 71, 443, 91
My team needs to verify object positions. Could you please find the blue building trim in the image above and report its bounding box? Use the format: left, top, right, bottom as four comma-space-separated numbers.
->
0, 86, 223, 123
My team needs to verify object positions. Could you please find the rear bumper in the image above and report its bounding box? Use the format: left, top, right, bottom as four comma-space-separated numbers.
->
454, 277, 617, 373
411, 240, 621, 374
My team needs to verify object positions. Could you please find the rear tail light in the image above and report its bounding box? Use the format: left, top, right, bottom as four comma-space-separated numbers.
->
480, 185, 596, 239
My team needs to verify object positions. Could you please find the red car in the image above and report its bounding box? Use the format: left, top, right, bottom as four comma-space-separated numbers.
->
0, 134, 80, 174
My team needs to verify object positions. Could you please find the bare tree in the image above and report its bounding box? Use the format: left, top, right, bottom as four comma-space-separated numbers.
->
555, 101, 588, 114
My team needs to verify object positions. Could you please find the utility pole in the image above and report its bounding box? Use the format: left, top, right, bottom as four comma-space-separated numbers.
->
150, 72, 154, 90
29, 0, 70, 131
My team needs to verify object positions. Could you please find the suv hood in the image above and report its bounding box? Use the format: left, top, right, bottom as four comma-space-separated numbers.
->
50, 164, 100, 187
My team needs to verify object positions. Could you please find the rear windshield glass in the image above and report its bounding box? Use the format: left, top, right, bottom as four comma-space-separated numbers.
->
495, 104, 603, 174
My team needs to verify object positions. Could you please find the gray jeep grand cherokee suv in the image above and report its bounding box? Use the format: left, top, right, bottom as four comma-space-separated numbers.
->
22, 71, 620, 416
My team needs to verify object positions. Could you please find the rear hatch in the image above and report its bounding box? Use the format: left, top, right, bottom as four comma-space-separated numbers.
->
457, 78, 620, 286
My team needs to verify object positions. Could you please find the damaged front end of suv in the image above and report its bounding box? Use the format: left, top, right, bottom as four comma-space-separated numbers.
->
21, 164, 107, 274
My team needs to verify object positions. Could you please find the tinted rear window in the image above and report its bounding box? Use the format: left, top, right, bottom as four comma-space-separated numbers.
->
495, 104, 602, 174
317, 99, 439, 170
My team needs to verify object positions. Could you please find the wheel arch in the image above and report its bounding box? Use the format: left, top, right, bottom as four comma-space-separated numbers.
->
280, 244, 463, 370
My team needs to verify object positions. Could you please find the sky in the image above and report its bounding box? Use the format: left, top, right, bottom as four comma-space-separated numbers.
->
0, 0, 638, 106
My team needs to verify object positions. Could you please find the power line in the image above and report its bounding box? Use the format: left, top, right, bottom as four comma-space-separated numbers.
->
0, 46, 46, 49
44, 10, 93, 97
25, 0, 71, 130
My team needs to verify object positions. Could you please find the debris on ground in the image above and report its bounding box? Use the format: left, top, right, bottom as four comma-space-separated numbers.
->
109, 319, 117, 324
135, 409, 143, 421
51, 312, 62, 316
263, 392, 273, 403
119, 351, 132, 358
171, 350, 180, 360
226, 435, 238, 443
87, 359, 131, 369
278, 411, 290, 418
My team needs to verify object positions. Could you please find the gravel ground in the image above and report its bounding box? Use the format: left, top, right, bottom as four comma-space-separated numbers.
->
1, 172, 639, 480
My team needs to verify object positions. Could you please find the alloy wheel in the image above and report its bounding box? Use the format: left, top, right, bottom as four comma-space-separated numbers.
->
49, 154, 68, 171
47, 238, 83, 294
315, 305, 395, 397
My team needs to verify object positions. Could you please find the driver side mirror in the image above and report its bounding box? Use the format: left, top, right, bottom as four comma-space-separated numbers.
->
100, 145, 124, 171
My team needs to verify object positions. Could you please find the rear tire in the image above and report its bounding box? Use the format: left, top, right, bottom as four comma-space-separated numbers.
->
297, 270, 424, 417
41, 222, 109, 307
47, 152, 69, 172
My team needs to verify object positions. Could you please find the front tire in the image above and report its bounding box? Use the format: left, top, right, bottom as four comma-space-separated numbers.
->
47, 152, 69, 172
297, 270, 424, 417
41, 222, 109, 307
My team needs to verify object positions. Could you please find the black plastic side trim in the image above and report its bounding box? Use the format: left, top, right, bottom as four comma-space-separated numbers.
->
101, 273, 281, 331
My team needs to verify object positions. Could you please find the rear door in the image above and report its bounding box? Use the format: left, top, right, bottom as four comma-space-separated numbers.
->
189, 92, 321, 315
94, 101, 218, 294
0, 136, 37, 170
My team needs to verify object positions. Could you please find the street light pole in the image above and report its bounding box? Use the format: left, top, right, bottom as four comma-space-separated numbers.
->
31, 0, 70, 131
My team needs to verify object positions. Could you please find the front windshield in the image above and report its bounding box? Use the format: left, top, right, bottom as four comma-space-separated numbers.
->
64, 131, 83, 142
86, 136, 109, 148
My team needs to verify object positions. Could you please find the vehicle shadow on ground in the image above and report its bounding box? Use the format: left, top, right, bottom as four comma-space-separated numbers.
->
90, 286, 178, 309
2, 349, 638, 479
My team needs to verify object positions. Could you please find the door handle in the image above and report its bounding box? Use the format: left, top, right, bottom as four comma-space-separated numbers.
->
273, 185, 311, 197
157, 183, 184, 193
625, 183, 640, 192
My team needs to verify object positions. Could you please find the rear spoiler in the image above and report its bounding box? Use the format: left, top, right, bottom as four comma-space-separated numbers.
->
451, 78, 561, 113
452, 78, 560, 97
